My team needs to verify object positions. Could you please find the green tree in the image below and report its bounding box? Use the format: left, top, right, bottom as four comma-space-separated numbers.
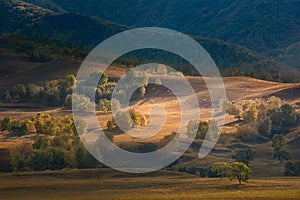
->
32, 136, 50, 150
75, 145, 100, 169
21, 119, 37, 135
232, 149, 255, 166
284, 161, 300, 176
26, 83, 42, 101
0, 116, 12, 132
11, 84, 27, 101
48, 148, 66, 170
272, 134, 291, 162
211, 162, 228, 179
257, 117, 272, 138
280, 104, 297, 127
237, 124, 259, 142
28, 150, 51, 171
228, 162, 252, 185
10, 153, 26, 172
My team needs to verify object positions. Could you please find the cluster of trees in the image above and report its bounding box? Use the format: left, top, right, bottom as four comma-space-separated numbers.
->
186, 120, 219, 140
3, 75, 76, 107
175, 162, 252, 185
10, 136, 101, 172
227, 97, 298, 142
3, 113, 104, 172
106, 109, 148, 132
211, 162, 252, 185
0, 114, 77, 137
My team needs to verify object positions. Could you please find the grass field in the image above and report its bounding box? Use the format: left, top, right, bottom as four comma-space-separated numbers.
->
0, 169, 299, 200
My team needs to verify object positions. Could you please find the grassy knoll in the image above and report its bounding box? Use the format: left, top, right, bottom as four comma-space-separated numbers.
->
0, 169, 299, 200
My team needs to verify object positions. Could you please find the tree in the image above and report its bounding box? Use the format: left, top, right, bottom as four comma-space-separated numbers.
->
236, 124, 259, 142
28, 150, 51, 171
32, 136, 50, 150
98, 98, 111, 113
64, 94, 72, 109
21, 120, 37, 135
242, 103, 258, 122
106, 119, 115, 130
211, 162, 228, 179
228, 162, 252, 185
11, 84, 27, 101
48, 148, 66, 170
26, 83, 42, 101
186, 120, 209, 139
284, 161, 300, 176
75, 145, 100, 169
257, 117, 272, 138
10, 153, 26, 172
280, 104, 297, 127
0, 116, 12, 132
232, 149, 255, 166
272, 134, 291, 162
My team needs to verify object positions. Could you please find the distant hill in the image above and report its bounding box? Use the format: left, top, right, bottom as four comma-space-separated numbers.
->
24, 0, 300, 52
264, 42, 300, 69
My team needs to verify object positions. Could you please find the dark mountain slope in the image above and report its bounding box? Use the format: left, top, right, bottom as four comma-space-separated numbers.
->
30, 0, 300, 52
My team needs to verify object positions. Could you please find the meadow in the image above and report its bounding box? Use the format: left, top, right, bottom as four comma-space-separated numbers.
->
0, 169, 299, 200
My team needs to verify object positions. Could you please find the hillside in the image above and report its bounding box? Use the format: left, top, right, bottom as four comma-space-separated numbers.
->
26, 0, 300, 52
0, 0, 128, 46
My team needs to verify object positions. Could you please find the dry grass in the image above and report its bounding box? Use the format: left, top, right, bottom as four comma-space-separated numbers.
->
0, 169, 299, 200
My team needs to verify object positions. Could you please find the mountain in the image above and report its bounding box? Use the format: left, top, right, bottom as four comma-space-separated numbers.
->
1, 0, 299, 82
24, 0, 300, 52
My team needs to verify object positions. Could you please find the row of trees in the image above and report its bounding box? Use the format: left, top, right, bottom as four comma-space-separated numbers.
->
0, 114, 77, 137
3, 75, 76, 107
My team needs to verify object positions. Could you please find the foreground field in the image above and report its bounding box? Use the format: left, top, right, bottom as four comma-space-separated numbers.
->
0, 169, 299, 200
